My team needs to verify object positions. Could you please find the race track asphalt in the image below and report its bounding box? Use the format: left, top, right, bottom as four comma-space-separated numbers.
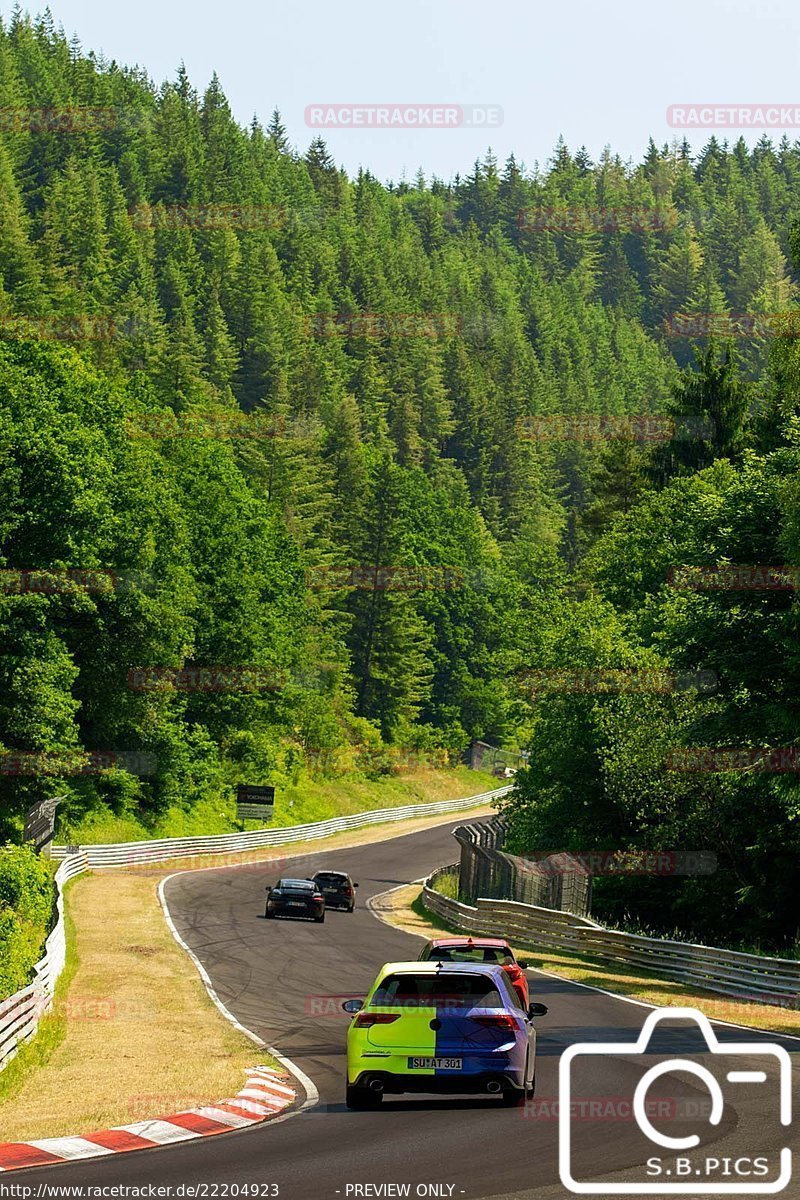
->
11, 818, 799, 1199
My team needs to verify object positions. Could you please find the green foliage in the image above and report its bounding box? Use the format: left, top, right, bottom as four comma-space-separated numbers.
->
0, 844, 54, 999
0, 12, 798, 954
504, 447, 800, 952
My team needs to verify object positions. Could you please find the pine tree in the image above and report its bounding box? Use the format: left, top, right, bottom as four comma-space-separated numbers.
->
653, 225, 704, 318
267, 108, 290, 153
580, 436, 648, 541
733, 220, 793, 312
0, 139, 42, 311
653, 343, 751, 478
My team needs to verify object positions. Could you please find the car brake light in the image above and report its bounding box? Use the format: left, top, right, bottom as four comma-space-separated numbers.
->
354, 1012, 401, 1028
471, 1014, 518, 1031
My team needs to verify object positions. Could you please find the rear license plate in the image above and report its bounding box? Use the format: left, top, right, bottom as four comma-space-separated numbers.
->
408, 1057, 462, 1070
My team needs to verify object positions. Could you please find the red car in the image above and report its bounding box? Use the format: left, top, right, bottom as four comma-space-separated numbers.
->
418, 936, 530, 1007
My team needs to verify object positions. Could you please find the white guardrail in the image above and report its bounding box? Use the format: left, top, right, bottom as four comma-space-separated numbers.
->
50, 787, 510, 867
423, 865, 800, 1009
0, 852, 88, 1071
0, 786, 509, 1071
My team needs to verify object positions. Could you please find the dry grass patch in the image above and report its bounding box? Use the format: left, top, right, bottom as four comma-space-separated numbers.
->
378, 884, 800, 1038
0, 872, 263, 1142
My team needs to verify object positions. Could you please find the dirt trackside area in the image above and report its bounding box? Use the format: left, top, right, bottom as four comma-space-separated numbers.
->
0, 871, 264, 1142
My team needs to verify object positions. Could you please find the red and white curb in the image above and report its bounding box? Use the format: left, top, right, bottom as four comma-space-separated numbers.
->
0, 1066, 295, 1173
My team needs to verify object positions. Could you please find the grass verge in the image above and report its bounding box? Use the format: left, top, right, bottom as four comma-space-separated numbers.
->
64, 766, 500, 845
0, 870, 263, 1142
0, 876, 82, 1109
374, 883, 800, 1038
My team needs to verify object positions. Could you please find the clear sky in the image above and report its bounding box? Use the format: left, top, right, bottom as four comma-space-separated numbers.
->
4, 0, 799, 182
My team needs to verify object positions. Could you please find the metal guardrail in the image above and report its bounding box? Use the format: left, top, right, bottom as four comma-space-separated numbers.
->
0, 852, 88, 1072
51, 787, 510, 867
422, 866, 800, 1008
1, 787, 508, 1072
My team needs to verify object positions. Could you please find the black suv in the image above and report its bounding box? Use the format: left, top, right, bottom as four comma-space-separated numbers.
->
311, 870, 358, 912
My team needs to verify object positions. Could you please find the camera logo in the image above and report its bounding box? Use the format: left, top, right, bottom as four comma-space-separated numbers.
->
559, 1007, 792, 1194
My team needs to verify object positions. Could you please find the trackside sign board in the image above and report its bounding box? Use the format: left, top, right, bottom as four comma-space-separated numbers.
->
236, 784, 275, 822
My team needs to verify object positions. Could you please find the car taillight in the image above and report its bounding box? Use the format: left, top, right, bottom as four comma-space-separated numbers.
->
353, 1012, 401, 1028
471, 1014, 518, 1031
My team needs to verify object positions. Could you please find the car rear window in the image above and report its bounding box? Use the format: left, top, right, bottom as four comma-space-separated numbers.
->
428, 945, 513, 965
372, 973, 504, 1009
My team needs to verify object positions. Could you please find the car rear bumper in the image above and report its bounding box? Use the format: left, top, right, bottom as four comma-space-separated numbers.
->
350, 1068, 525, 1094
269, 901, 324, 918
348, 1051, 524, 1091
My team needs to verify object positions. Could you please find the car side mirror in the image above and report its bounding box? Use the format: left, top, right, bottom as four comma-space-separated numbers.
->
518, 959, 530, 970
342, 998, 364, 1014
528, 1002, 548, 1018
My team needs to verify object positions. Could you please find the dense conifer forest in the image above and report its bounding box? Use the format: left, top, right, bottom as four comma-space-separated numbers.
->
1, 10, 799, 948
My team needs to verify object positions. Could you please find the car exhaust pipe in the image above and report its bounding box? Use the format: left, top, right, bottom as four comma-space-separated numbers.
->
486, 1079, 503, 1094
369, 1077, 385, 1093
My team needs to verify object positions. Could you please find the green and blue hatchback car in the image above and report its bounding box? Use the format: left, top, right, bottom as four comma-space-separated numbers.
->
343, 960, 547, 1109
